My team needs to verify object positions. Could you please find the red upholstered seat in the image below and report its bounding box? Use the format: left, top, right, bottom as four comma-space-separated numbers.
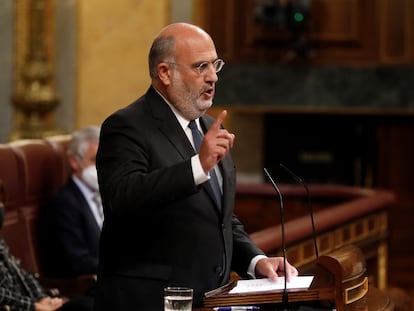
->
0, 135, 96, 299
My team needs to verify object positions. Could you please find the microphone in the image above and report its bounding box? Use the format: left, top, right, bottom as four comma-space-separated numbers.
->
263, 167, 288, 309
279, 163, 319, 258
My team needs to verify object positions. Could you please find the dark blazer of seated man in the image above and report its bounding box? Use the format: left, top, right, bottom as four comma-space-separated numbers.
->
40, 126, 102, 278
0, 185, 93, 311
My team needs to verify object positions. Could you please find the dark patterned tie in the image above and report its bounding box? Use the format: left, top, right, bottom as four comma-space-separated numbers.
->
188, 120, 222, 209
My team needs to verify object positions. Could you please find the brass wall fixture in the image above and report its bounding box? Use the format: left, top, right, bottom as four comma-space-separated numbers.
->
10, 0, 62, 140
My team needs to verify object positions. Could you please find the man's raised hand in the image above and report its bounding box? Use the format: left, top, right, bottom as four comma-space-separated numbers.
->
199, 110, 235, 173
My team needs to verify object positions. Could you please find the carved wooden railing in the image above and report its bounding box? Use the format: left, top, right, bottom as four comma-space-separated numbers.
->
234, 183, 396, 290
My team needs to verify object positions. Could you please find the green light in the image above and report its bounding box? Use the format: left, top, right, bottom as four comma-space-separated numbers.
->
294, 12, 304, 22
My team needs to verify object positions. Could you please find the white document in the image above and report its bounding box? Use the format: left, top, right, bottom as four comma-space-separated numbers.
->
229, 276, 314, 294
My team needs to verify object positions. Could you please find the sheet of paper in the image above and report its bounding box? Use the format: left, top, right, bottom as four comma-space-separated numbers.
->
229, 276, 314, 294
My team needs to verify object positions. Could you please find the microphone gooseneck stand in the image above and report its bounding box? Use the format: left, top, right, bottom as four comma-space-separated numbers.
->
279, 163, 319, 258
263, 168, 289, 311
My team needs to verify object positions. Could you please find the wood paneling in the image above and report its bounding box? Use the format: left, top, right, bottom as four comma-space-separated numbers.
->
229, 108, 414, 291
376, 124, 414, 289
234, 183, 393, 290
199, 0, 414, 64
379, 0, 414, 63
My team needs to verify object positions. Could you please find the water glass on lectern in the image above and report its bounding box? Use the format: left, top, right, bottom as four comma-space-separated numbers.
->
164, 287, 193, 311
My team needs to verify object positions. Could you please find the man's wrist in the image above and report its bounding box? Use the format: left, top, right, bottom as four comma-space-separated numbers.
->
191, 155, 209, 185
247, 254, 268, 278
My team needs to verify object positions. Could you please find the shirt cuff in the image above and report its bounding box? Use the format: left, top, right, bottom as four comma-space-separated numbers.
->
191, 155, 209, 185
247, 254, 268, 279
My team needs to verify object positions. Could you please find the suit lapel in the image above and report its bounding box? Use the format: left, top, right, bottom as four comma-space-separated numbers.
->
68, 179, 102, 234
146, 87, 233, 215
147, 87, 195, 160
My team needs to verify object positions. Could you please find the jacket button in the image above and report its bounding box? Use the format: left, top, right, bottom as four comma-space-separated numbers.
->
215, 266, 223, 276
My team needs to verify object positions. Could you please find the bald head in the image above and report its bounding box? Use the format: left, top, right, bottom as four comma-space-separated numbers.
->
148, 23, 220, 120
148, 23, 215, 79
158, 23, 210, 39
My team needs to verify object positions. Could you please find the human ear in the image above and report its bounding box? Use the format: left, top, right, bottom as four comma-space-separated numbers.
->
157, 63, 172, 86
68, 155, 82, 173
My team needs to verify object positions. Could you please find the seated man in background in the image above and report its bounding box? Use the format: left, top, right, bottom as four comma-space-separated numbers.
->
40, 126, 102, 278
0, 184, 93, 311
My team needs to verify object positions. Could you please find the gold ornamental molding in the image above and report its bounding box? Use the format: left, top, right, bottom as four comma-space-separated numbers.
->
10, 0, 62, 140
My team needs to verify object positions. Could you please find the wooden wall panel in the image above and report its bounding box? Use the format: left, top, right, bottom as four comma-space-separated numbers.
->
310, 0, 358, 41
376, 123, 414, 289
195, 0, 236, 61
308, 0, 378, 64
199, 0, 414, 65
379, 0, 414, 63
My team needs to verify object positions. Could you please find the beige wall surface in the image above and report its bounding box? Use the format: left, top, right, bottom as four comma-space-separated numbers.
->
76, 0, 169, 128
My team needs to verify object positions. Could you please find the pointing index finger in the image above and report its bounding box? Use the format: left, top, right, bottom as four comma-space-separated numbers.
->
211, 110, 227, 130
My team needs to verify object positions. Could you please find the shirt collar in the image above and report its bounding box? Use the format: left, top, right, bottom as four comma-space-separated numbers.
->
153, 87, 201, 131
72, 176, 96, 200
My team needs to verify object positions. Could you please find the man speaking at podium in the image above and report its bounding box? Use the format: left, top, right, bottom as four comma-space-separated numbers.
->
94, 22, 298, 311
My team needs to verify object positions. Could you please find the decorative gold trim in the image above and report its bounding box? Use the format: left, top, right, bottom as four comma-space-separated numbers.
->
344, 276, 368, 304
10, 0, 62, 140
14, 0, 29, 94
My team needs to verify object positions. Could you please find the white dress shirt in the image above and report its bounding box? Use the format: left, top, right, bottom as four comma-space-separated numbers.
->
72, 176, 104, 229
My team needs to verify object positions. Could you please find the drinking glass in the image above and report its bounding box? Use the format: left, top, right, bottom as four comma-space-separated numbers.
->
164, 287, 193, 311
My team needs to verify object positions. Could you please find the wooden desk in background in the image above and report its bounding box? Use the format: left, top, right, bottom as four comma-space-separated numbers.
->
195, 286, 394, 310
234, 183, 395, 290
201, 245, 395, 311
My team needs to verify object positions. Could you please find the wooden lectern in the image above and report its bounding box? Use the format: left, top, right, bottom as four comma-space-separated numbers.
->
203, 244, 394, 311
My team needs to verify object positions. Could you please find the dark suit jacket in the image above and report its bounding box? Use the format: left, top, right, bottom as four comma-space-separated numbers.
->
94, 86, 264, 311
39, 178, 100, 277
